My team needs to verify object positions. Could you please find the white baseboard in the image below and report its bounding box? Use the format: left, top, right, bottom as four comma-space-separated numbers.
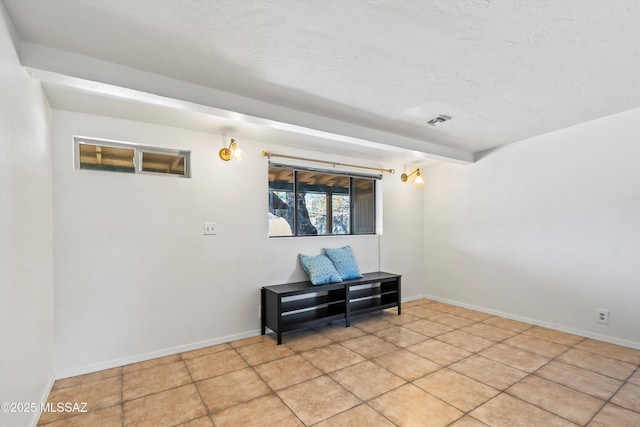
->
29, 373, 56, 427
55, 295, 427, 379
423, 294, 640, 351
402, 294, 427, 303
58, 293, 638, 380
55, 329, 262, 380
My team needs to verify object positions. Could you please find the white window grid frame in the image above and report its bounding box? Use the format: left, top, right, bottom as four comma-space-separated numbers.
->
73, 136, 191, 178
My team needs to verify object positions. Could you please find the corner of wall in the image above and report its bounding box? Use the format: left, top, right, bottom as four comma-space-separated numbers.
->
0, 4, 55, 426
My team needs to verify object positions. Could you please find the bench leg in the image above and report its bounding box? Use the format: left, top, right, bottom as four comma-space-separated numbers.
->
260, 288, 266, 335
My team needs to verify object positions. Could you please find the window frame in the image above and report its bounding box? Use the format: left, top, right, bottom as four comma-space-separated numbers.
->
268, 163, 379, 238
74, 136, 191, 178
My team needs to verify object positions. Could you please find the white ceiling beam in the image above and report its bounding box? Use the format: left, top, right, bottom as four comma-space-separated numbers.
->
21, 42, 473, 164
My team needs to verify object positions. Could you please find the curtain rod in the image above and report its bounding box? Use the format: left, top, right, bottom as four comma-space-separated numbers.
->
262, 151, 395, 174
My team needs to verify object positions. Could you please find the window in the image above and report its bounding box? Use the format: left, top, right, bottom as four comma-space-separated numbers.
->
77, 143, 135, 173
140, 151, 186, 176
75, 137, 190, 177
268, 165, 378, 237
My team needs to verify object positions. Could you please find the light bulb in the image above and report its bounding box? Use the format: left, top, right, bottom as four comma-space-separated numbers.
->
229, 145, 247, 164
413, 171, 425, 188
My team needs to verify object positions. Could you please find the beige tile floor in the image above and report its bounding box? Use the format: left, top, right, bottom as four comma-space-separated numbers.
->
38, 299, 640, 426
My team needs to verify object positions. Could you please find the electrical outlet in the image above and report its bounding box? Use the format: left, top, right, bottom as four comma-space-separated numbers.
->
596, 309, 609, 324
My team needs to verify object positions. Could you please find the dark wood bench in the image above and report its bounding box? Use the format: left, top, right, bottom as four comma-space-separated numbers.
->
261, 271, 401, 344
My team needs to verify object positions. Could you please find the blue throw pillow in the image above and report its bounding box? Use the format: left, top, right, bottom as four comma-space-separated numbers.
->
298, 254, 343, 285
324, 246, 363, 280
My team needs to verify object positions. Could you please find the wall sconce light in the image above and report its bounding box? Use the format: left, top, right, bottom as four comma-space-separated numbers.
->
401, 168, 425, 188
219, 138, 247, 164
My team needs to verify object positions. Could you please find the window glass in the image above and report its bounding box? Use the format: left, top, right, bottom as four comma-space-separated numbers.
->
353, 178, 375, 234
268, 167, 295, 236
141, 151, 186, 176
268, 165, 376, 237
78, 143, 135, 173
332, 193, 350, 234
297, 171, 350, 236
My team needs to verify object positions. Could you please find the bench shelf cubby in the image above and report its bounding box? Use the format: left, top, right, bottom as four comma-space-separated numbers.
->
261, 271, 401, 344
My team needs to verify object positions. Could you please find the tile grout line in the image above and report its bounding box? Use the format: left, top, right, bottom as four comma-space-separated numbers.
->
279, 321, 405, 425
396, 303, 510, 426
459, 316, 620, 425
119, 359, 197, 401
449, 321, 639, 426
341, 304, 486, 425
305, 321, 413, 426
430, 302, 640, 371
443, 310, 589, 425
244, 344, 309, 427
295, 339, 363, 426
582, 363, 640, 426
401, 306, 638, 425
397, 304, 514, 426
37, 370, 125, 426
232, 339, 312, 426
178, 353, 214, 426
485, 335, 595, 426
392, 302, 605, 425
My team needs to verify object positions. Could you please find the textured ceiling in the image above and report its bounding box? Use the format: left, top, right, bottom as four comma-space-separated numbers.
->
4, 0, 640, 158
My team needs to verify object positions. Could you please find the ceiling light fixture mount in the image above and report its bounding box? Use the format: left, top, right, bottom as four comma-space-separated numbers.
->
219, 138, 247, 164
401, 168, 425, 188
426, 115, 451, 127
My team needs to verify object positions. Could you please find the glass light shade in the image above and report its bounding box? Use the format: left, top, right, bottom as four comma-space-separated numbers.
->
229, 144, 247, 164
219, 139, 247, 164
413, 171, 425, 187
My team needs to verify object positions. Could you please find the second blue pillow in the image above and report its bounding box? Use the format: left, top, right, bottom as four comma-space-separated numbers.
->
324, 245, 363, 280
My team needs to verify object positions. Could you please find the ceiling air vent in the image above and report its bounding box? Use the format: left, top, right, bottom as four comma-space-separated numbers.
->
426, 115, 451, 126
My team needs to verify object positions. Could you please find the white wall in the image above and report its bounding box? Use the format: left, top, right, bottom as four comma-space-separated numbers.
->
51, 110, 425, 377
0, 4, 55, 427
381, 168, 425, 301
423, 108, 640, 348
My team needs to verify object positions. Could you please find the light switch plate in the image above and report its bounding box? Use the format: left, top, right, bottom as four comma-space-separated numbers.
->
204, 222, 217, 235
